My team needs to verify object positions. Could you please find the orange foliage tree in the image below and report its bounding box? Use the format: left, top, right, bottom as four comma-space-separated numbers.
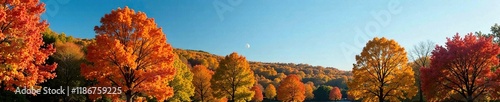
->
192, 65, 214, 102
0, 0, 56, 91
420, 33, 500, 101
347, 37, 416, 102
81, 7, 175, 102
251, 84, 264, 102
329, 86, 342, 101
277, 74, 306, 101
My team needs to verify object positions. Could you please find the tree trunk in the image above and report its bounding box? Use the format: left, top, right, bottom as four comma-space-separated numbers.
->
379, 87, 384, 102
126, 90, 133, 102
467, 95, 473, 102
418, 82, 423, 102
201, 95, 204, 102
231, 85, 236, 102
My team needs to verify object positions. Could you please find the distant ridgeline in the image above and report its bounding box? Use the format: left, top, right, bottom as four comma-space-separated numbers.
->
174, 48, 352, 98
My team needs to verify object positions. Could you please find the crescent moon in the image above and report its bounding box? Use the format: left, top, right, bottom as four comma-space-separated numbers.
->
246, 43, 250, 48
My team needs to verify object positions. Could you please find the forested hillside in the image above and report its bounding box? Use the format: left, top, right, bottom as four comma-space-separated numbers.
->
174, 48, 352, 99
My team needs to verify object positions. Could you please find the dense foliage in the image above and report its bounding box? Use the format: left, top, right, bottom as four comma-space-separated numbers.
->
211, 52, 255, 102
0, 0, 57, 92
330, 86, 342, 101
168, 55, 195, 102
277, 74, 306, 102
421, 33, 500, 101
81, 7, 176, 101
348, 37, 416, 102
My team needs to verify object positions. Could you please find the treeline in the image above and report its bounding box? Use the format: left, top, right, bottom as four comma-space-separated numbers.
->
175, 48, 352, 100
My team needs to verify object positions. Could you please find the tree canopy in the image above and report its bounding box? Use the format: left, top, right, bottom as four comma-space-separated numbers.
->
211, 52, 255, 102
421, 33, 500, 101
348, 37, 416, 102
81, 7, 176, 102
277, 74, 306, 102
0, 0, 56, 92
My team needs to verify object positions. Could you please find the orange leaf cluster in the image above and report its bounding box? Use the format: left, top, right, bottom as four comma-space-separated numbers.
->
329, 87, 342, 100
0, 0, 56, 91
81, 7, 175, 101
251, 85, 263, 102
192, 65, 214, 102
277, 74, 305, 102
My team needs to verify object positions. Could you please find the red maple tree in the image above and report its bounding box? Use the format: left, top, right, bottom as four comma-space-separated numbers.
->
329, 86, 342, 101
420, 33, 500, 101
251, 85, 264, 102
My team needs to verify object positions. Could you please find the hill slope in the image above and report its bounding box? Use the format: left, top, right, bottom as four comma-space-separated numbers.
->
174, 48, 351, 97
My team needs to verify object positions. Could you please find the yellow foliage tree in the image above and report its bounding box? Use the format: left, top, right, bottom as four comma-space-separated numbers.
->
168, 55, 195, 102
347, 37, 416, 102
211, 52, 255, 102
304, 82, 315, 100
264, 84, 277, 100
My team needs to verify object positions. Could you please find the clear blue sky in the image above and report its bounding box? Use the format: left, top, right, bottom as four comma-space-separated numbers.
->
41, 0, 500, 71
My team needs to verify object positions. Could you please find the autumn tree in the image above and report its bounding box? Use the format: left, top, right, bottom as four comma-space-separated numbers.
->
409, 40, 434, 102
0, 0, 57, 92
81, 7, 176, 102
264, 84, 277, 100
25, 31, 87, 101
304, 82, 315, 100
211, 52, 255, 102
192, 65, 214, 102
251, 85, 263, 102
49, 42, 86, 101
168, 55, 195, 102
277, 74, 306, 102
347, 37, 416, 102
329, 86, 342, 101
420, 33, 500, 101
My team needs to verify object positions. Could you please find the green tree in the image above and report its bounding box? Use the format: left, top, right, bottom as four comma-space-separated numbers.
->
168, 55, 195, 102
211, 52, 255, 102
313, 85, 333, 101
475, 23, 500, 44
